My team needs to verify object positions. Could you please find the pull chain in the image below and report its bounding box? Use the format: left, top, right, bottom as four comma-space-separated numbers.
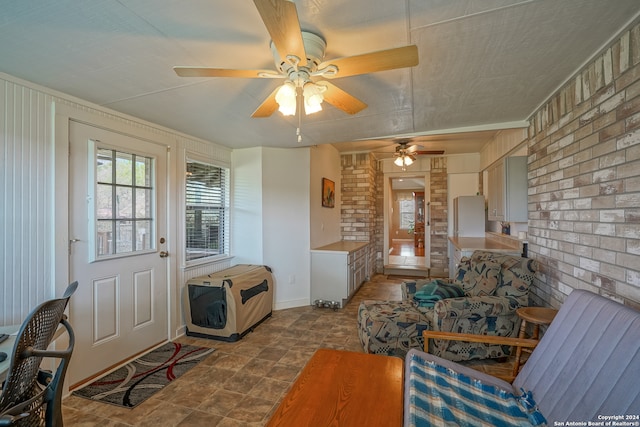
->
297, 86, 302, 143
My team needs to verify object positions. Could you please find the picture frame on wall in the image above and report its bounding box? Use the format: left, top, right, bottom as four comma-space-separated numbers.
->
322, 178, 335, 208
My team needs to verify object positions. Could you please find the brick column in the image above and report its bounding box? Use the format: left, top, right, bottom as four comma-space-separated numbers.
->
429, 157, 449, 276
341, 153, 379, 275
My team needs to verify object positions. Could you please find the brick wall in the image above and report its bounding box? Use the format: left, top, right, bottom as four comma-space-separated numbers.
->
429, 157, 449, 276
528, 19, 640, 310
341, 152, 379, 275
374, 160, 385, 272
341, 153, 377, 241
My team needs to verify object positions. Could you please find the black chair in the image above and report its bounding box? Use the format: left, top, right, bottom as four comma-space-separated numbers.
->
0, 282, 77, 427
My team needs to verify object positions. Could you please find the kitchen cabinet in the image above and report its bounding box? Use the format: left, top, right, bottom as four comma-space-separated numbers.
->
311, 242, 369, 308
449, 244, 472, 279
487, 156, 528, 222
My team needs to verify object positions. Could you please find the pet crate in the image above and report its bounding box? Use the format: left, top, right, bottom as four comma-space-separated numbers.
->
184, 264, 274, 341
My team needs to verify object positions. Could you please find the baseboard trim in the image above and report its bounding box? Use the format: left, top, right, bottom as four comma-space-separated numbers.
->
274, 298, 310, 311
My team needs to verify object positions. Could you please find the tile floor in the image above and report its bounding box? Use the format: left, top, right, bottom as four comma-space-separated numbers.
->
61, 274, 406, 426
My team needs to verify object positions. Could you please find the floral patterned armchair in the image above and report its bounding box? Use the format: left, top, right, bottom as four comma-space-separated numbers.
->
357, 250, 538, 361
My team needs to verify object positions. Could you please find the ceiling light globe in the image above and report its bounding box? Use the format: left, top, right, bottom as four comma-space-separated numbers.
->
394, 157, 404, 167
303, 83, 324, 115
404, 156, 414, 166
276, 83, 297, 116
304, 97, 323, 114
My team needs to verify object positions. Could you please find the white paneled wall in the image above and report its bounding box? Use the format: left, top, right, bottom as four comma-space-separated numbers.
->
479, 128, 528, 170
0, 80, 55, 325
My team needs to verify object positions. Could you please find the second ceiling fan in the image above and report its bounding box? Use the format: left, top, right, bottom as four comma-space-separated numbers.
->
173, 0, 419, 119
376, 139, 445, 170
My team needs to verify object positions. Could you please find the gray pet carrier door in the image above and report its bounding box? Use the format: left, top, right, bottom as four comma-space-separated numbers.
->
188, 284, 227, 329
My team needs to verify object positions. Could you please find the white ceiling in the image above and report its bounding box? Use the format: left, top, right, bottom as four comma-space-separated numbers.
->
1, 0, 639, 156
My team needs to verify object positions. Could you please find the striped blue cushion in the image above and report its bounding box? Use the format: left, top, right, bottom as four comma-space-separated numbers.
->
406, 351, 546, 426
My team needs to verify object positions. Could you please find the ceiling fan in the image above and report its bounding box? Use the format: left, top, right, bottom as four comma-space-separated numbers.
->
173, 0, 419, 120
391, 139, 445, 170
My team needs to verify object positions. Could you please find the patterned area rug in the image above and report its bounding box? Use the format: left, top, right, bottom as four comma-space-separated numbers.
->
72, 342, 214, 408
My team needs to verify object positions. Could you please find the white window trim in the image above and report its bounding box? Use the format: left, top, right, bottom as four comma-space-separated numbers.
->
181, 151, 231, 268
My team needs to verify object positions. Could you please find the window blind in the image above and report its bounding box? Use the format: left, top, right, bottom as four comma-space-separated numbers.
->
185, 160, 229, 261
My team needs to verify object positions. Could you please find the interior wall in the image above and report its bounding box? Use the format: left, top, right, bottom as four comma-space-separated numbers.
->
261, 147, 311, 310
527, 19, 640, 309
231, 147, 264, 266
0, 78, 54, 325
310, 144, 341, 248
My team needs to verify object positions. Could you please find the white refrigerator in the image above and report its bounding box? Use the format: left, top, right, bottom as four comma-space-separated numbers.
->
453, 195, 486, 237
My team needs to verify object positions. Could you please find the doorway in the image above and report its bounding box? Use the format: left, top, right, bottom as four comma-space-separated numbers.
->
385, 176, 429, 272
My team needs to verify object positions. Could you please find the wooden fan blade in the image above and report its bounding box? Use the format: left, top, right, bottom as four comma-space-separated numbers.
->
253, 0, 307, 67
316, 81, 367, 115
173, 66, 277, 78
251, 86, 280, 118
318, 45, 418, 79
414, 150, 445, 155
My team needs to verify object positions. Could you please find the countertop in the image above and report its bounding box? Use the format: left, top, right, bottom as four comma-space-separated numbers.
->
449, 236, 521, 253
311, 241, 368, 253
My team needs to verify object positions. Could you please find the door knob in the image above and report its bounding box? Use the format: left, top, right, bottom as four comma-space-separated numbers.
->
159, 251, 169, 258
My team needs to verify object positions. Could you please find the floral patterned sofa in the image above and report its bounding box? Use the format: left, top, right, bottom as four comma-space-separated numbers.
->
357, 250, 538, 361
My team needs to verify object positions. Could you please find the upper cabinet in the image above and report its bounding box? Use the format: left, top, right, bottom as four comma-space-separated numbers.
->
487, 156, 528, 222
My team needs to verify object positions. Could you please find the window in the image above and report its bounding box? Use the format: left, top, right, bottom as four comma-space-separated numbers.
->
185, 160, 229, 262
399, 199, 415, 230
95, 148, 154, 258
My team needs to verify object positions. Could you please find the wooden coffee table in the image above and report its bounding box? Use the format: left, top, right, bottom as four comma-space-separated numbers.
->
266, 348, 404, 427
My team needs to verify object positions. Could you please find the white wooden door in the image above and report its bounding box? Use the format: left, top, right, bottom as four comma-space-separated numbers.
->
68, 120, 169, 387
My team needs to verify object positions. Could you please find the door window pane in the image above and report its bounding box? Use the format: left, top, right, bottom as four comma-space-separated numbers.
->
116, 187, 133, 219
97, 221, 113, 256
116, 220, 133, 253
97, 149, 113, 183
94, 148, 155, 257
115, 152, 134, 186
136, 188, 152, 218
136, 220, 152, 251
136, 157, 152, 187
96, 184, 113, 219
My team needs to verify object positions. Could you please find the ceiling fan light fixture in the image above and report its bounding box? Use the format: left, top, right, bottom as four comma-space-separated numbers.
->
303, 82, 325, 115
394, 153, 415, 167
174, 2, 419, 121
275, 81, 297, 116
